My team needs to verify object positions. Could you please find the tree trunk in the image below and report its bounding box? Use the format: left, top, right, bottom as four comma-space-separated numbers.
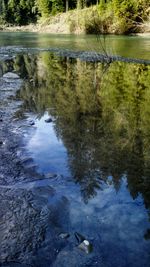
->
77, 0, 82, 9
66, 0, 69, 12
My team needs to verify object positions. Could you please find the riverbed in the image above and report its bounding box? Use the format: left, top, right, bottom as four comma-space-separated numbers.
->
0, 33, 150, 267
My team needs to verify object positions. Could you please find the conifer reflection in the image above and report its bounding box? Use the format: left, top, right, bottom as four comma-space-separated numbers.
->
10, 53, 150, 212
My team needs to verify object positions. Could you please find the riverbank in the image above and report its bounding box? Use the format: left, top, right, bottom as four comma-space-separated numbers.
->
1, 6, 150, 35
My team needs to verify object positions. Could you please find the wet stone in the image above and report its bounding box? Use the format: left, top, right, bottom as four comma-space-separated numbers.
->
29, 120, 35, 126
45, 173, 57, 179
78, 240, 93, 254
74, 232, 85, 244
45, 117, 53, 123
59, 232, 70, 239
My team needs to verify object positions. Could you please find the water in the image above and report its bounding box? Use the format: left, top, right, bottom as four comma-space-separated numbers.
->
0, 34, 150, 266
0, 32, 150, 59
27, 113, 69, 176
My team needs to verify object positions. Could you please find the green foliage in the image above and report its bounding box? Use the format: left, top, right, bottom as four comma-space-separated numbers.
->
113, 0, 150, 32
0, 0, 149, 31
37, 0, 51, 17
51, 0, 64, 15
113, 0, 137, 29
0, 0, 38, 25
37, 0, 64, 17
136, 0, 150, 21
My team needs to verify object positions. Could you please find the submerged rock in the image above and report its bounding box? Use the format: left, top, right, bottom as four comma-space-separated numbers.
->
45, 117, 53, 123
78, 240, 93, 254
74, 232, 85, 243
59, 232, 70, 239
45, 173, 57, 179
75, 232, 93, 254
29, 120, 35, 126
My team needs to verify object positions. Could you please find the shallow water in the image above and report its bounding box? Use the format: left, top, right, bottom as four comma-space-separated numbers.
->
27, 113, 69, 176
0, 40, 150, 266
2, 52, 148, 266
0, 32, 150, 60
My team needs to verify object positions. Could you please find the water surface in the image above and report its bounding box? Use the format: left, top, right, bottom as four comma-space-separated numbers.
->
0, 32, 150, 60
1, 48, 150, 266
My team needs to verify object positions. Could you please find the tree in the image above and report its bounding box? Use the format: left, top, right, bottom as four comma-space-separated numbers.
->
66, 0, 69, 11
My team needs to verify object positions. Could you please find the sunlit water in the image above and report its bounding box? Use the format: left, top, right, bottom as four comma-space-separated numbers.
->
0, 32, 150, 59
1, 40, 150, 266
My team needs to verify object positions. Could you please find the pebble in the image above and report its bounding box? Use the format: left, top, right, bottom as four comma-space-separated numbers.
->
59, 232, 70, 239
29, 120, 35, 126
45, 173, 57, 179
45, 117, 53, 123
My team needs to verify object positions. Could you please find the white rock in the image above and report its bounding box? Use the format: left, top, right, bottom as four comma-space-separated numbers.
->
78, 239, 93, 254
83, 240, 90, 246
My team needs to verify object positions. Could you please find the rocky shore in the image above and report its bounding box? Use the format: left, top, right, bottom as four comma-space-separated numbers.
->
0, 46, 150, 65
0, 58, 94, 267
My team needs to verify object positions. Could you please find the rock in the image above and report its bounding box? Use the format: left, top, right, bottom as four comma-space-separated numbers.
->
29, 120, 35, 126
75, 232, 93, 254
78, 240, 93, 254
45, 173, 57, 179
0, 140, 3, 146
74, 232, 85, 243
3, 72, 20, 79
20, 157, 33, 165
59, 232, 70, 239
45, 117, 53, 123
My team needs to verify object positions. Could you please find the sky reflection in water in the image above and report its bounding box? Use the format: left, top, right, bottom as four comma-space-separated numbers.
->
27, 113, 69, 176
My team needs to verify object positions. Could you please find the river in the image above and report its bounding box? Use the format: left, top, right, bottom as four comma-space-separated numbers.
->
0, 32, 150, 267
0, 32, 150, 59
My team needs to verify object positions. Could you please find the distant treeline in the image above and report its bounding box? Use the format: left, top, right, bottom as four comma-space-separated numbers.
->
0, 0, 149, 27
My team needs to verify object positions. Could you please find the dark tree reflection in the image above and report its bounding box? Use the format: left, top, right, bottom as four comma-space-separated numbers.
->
6, 53, 150, 216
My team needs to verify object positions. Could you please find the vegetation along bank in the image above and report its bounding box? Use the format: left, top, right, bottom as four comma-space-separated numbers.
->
0, 0, 150, 34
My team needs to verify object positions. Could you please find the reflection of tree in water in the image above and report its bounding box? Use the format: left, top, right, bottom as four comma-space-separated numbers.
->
9, 53, 150, 212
